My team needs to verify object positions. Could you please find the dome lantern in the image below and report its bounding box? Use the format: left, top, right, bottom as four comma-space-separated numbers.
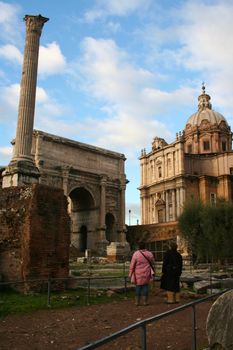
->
198, 83, 212, 111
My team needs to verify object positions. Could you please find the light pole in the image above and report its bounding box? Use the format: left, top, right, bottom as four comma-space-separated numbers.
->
129, 209, 131, 226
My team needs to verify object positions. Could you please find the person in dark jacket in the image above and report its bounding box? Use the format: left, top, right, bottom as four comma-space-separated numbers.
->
160, 241, 183, 304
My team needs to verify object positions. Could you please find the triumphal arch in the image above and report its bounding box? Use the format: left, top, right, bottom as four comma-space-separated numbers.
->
30, 130, 128, 256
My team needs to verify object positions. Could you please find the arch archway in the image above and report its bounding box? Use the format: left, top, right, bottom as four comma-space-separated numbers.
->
68, 187, 95, 254
105, 213, 116, 243
80, 225, 87, 252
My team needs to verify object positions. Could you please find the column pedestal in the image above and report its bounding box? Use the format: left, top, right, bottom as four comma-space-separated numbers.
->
106, 242, 130, 262
2, 160, 40, 187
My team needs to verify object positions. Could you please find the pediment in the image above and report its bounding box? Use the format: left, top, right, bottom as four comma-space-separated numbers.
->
155, 198, 165, 206
219, 120, 229, 131
199, 119, 211, 130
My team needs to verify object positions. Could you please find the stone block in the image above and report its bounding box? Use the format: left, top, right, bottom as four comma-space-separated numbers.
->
207, 290, 233, 349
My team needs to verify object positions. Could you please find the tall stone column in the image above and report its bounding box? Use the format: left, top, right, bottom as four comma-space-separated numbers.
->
2, 15, 49, 188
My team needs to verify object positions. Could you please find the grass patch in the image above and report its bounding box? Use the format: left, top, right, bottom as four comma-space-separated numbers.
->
0, 287, 134, 318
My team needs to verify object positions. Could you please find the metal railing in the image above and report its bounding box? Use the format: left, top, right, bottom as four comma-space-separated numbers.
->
0, 275, 131, 307
77, 289, 230, 350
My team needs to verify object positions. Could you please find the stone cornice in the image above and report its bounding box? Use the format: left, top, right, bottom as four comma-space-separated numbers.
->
33, 130, 126, 160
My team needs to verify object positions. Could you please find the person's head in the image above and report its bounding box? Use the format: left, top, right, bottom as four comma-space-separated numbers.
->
138, 241, 146, 250
170, 241, 178, 251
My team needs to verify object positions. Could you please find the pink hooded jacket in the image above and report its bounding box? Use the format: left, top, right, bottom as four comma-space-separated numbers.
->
129, 249, 155, 285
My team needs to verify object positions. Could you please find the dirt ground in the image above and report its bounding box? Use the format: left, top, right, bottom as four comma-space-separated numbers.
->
0, 290, 212, 350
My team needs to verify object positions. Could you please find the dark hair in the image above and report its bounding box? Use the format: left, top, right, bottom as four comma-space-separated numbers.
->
138, 242, 146, 250
170, 242, 178, 250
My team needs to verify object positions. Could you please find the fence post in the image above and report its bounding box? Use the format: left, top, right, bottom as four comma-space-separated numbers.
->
87, 277, 90, 305
124, 276, 127, 298
47, 278, 51, 307
191, 304, 197, 350
140, 324, 147, 350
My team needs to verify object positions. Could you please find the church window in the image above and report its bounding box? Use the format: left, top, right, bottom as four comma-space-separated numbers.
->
222, 141, 226, 151
203, 140, 210, 151
167, 158, 172, 175
168, 204, 173, 219
158, 209, 164, 223
168, 191, 172, 203
210, 193, 216, 205
158, 166, 162, 178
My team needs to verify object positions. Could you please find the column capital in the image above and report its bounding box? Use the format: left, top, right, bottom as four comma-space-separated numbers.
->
24, 14, 49, 35
62, 165, 71, 178
100, 175, 107, 186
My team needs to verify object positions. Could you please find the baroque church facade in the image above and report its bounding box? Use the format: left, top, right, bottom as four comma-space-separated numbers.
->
135, 86, 233, 257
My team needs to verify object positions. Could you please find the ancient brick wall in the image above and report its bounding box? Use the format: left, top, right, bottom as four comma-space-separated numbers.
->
0, 184, 70, 284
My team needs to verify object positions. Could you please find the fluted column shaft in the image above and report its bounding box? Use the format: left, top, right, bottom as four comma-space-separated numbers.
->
12, 15, 49, 162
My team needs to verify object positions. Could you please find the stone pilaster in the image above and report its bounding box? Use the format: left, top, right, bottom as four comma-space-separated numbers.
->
172, 189, 176, 221
100, 176, 106, 230
2, 15, 49, 188
96, 176, 108, 253
62, 166, 70, 196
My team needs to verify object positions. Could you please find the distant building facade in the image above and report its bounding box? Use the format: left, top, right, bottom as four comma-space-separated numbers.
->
136, 86, 233, 256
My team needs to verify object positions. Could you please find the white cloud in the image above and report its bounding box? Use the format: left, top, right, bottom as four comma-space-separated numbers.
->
0, 146, 12, 155
106, 21, 121, 33
138, 1, 233, 127
36, 87, 49, 104
68, 37, 186, 156
75, 38, 154, 111
0, 83, 68, 131
81, 112, 172, 158
0, 44, 23, 64
0, 83, 20, 115
38, 42, 67, 76
172, 1, 233, 126
0, 1, 22, 43
0, 146, 12, 164
176, 1, 233, 71
83, 0, 151, 22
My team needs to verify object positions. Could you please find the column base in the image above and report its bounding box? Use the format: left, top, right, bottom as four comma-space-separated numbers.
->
2, 160, 40, 188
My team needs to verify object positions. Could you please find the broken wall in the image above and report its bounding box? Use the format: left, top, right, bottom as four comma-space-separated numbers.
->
0, 184, 70, 285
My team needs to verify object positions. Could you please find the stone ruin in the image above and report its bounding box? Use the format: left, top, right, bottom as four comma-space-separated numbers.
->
0, 184, 70, 291
206, 290, 233, 350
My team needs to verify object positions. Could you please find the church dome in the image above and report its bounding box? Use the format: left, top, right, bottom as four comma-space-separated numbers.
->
184, 85, 232, 155
185, 85, 229, 128
186, 109, 227, 128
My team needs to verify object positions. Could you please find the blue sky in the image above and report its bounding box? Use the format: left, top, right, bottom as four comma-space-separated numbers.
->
1, 0, 233, 224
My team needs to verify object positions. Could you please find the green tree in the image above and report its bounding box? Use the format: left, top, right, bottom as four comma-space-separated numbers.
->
178, 199, 205, 261
178, 198, 233, 263
202, 199, 233, 263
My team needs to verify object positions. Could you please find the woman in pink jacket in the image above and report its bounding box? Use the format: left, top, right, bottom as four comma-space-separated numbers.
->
129, 242, 155, 306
